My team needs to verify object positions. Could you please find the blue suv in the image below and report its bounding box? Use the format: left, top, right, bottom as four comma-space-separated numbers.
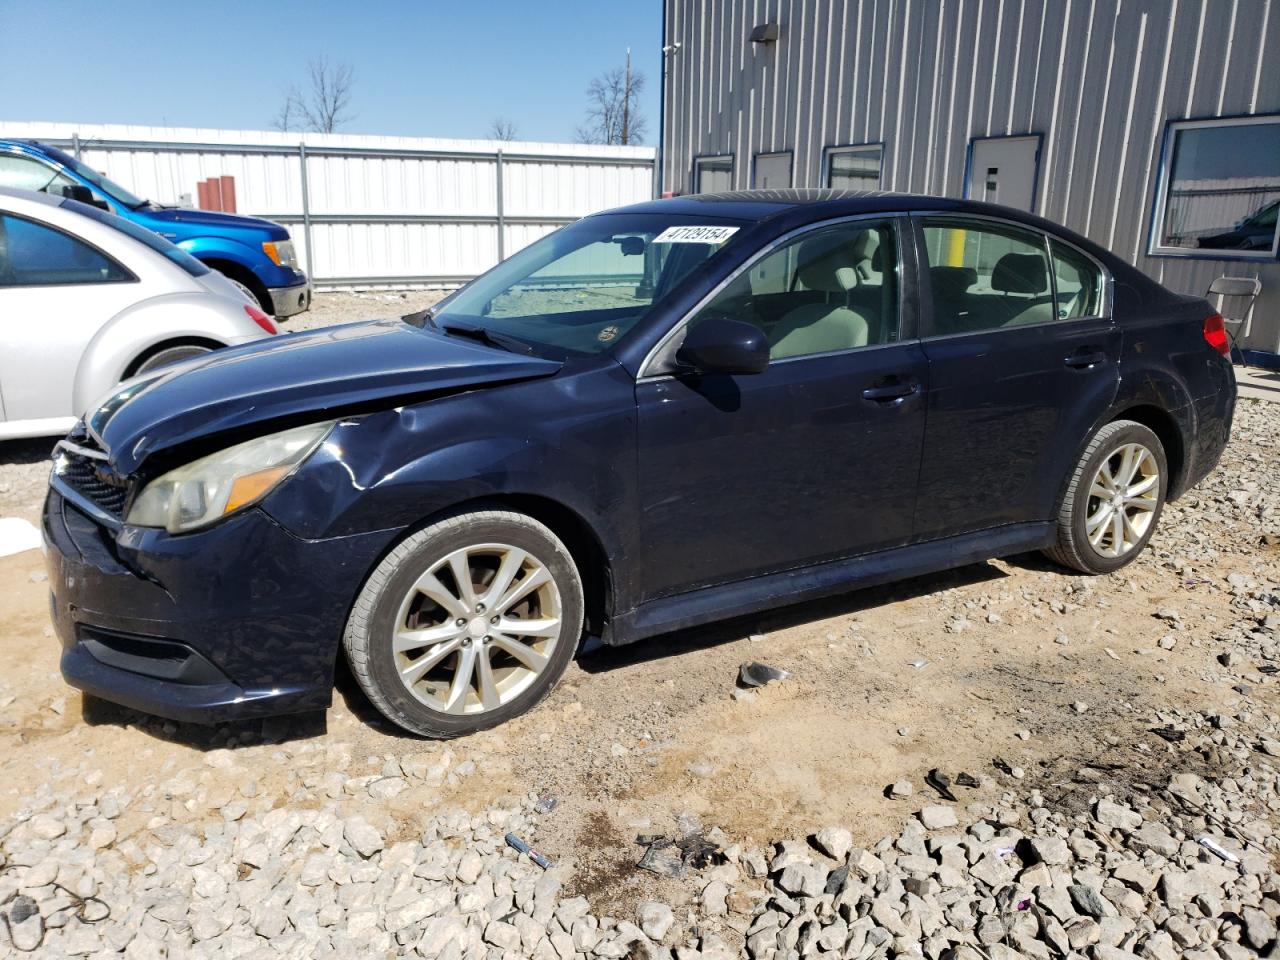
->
0, 139, 310, 317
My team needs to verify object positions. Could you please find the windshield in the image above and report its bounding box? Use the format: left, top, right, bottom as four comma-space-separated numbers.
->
42, 144, 146, 208
433, 213, 746, 356
62, 199, 212, 277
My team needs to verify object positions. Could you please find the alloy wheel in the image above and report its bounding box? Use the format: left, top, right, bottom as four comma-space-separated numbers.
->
1084, 442, 1160, 559
391, 543, 563, 714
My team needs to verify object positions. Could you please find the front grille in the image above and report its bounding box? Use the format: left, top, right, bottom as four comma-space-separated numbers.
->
54, 439, 129, 520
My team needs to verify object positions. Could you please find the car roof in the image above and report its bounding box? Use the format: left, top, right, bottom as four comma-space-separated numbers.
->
598, 188, 1141, 274
0, 185, 64, 209
0, 187, 173, 273
600, 189, 1048, 225
0, 139, 54, 156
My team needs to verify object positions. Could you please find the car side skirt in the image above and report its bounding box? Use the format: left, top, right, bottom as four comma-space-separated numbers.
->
611, 522, 1054, 645
0, 415, 79, 441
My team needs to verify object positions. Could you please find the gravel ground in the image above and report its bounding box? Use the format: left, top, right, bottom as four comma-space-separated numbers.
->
282, 290, 444, 333
0, 294, 1275, 958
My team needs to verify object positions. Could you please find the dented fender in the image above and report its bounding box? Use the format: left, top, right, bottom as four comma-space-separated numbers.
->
259, 361, 642, 610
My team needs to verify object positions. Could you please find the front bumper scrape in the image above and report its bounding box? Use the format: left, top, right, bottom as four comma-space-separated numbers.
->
45, 487, 394, 725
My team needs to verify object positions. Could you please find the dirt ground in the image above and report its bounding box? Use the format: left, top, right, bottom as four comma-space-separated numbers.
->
0, 292, 1275, 920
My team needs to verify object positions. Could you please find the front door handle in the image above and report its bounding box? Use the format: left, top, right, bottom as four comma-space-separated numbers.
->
1065, 349, 1108, 370
861, 380, 920, 403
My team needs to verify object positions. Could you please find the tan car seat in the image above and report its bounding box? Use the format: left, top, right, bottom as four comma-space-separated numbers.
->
770, 234, 871, 359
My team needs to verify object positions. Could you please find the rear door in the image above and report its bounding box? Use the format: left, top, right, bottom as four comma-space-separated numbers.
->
912, 215, 1119, 540
0, 213, 139, 422
635, 217, 928, 599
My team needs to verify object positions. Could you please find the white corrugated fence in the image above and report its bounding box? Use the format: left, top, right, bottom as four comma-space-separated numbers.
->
0, 123, 657, 289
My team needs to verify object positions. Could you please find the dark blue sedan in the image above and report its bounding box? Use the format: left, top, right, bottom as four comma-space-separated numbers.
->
43, 191, 1236, 737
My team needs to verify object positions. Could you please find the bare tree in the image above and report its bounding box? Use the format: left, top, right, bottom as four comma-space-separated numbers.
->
576, 50, 647, 145
272, 57, 356, 133
489, 117, 519, 142
270, 95, 300, 133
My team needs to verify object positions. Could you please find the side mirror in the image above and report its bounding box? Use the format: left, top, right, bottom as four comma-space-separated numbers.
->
60, 184, 110, 210
675, 314, 769, 375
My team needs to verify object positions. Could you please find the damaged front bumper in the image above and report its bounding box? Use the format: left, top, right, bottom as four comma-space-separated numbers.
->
43, 486, 391, 725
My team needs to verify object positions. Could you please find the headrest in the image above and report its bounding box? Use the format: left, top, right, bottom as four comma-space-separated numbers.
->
991, 253, 1048, 294
796, 234, 858, 293
851, 229, 880, 281
929, 266, 977, 300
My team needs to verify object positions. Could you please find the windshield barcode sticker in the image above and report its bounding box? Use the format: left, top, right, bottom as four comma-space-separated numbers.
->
652, 225, 740, 244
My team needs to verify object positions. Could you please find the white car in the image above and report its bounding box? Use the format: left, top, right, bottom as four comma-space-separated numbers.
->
0, 187, 276, 440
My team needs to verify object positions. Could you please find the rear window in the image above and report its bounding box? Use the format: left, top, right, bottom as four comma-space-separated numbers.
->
59, 199, 211, 278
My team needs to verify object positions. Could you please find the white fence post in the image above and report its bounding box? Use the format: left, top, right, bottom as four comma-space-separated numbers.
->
298, 142, 314, 277
495, 148, 505, 263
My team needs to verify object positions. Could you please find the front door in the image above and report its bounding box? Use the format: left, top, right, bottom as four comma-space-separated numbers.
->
913, 215, 1120, 540
966, 136, 1040, 212
636, 217, 928, 600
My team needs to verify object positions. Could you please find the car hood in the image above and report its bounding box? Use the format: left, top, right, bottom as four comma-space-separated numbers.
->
140, 206, 288, 237
91, 320, 562, 474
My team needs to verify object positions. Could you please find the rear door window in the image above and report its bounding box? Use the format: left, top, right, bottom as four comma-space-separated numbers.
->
1050, 240, 1104, 319
921, 218, 1055, 335
0, 214, 133, 287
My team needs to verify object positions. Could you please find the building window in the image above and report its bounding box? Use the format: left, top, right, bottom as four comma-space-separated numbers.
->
1150, 115, 1280, 260
693, 156, 733, 194
825, 145, 883, 191
753, 152, 793, 189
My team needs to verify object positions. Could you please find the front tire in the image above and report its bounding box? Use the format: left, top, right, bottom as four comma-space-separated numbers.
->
344, 509, 584, 738
1044, 419, 1167, 574
227, 277, 272, 315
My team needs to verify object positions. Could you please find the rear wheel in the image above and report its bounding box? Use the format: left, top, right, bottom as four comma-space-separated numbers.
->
132, 343, 214, 375
1044, 419, 1167, 574
344, 509, 584, 738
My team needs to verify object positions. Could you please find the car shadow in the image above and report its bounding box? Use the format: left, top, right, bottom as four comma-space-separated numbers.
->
998, 550, 1066, 574
76, 557, 1022, 744
79, 694, 328, 749
0, 437, 57, 466
576, 558, 1010, 674
329, 654, 434, 739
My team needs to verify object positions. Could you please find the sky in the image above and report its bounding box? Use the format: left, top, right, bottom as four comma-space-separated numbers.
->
0, 1, 661, 144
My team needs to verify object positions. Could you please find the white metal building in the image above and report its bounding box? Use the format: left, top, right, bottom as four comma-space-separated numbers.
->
658, 0, 1280, 363
0, 122, 656, 289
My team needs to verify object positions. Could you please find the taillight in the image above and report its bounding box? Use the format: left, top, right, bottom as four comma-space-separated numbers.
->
245, 304, 278, 335
1202, 313, 1230, 356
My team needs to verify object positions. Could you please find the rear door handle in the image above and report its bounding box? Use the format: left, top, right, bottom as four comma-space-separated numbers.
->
861, 380, 919, 403
1065, 349, 1108, 370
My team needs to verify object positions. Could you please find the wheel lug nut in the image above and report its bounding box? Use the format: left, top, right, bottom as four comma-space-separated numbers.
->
455, 618, 466, 627
490, 615, 499, 624
476, 603, 486, 613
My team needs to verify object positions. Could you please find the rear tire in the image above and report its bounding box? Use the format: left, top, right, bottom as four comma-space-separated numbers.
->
1044, 419, 1167, 574
132, 343, 214, 375
344, 509, 584, 738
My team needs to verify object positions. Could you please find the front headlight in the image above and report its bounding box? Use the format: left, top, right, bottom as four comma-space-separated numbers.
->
262, 239, 299, 269
126, 421, 333, 533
